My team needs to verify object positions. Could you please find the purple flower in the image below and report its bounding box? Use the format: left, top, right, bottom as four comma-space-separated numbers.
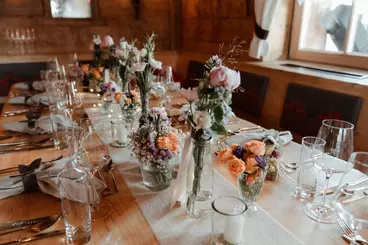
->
100, 83, 106, 91
166, 150, 173, 158
159, 150, 166, 157
255, 155, 267, 168
233, 146, 244, 159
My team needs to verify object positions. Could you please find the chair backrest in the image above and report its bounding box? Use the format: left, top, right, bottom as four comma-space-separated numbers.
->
0, 62, 47, 96
232, 71, 269, 117
280, 83, 363, 136
183, 60, 206, 89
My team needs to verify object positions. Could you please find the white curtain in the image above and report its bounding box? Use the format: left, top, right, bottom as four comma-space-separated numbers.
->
249, 0, 281, 59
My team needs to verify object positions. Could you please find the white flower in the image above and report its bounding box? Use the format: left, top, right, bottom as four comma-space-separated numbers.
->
140, 48, 148, 58
193, 111, 212, 130
120, 38, 128, 49
209, 66, 240, 91
180, 87, 198, 102
115, 48, 129, 60
224, 68, 241, 91
131, 62, 147, 72
132, 47, 140, 62
101, 35, 114, 48
149, 58, 162, 70
93, 35, 101, 45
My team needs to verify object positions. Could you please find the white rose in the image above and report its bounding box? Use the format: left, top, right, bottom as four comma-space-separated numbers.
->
93, 35, 101, 45
224, 68, 241, 91
101, 35, 114, 48
131, 62, 147, 72
149, 58, 162, 70
120, 38, 127, 49
180, 87, 198, 102
140, 48, 148, 58
193, 111, 212, 130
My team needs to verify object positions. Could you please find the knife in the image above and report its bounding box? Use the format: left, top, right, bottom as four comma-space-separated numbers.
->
0, 144, 55, 154
342, 190, 368, 204
0, 229, 65, 245
0, 216, 54, 231
4, 110, 29, 117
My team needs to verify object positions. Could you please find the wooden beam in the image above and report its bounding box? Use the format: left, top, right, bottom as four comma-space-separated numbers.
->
169, 0, 181, 50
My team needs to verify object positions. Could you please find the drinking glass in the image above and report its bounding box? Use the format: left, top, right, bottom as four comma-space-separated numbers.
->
49, 105, 72, 149
211, 196, 247, 245
333, 152, 368, 245
317, 119, 354, 161
58, 168, 92, 245
47, 57, 60, 72
304, 151, 353, 223
111, 119, 129, 148
295, 137, 326, 198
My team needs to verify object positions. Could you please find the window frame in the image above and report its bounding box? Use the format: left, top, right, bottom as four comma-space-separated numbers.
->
43, 0, 100, 21
289, 0, 368, 70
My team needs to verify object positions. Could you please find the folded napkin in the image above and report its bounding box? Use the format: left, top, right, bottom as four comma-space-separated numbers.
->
14, 81, 45, 91
0, 157, 105, 203
8, 92, 55, 106
166, 82, 181, 91
225, 129, 293, 146
2, 114, 72, 135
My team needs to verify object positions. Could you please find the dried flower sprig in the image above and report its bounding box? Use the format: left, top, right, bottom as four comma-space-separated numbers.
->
218, 37, 247, 66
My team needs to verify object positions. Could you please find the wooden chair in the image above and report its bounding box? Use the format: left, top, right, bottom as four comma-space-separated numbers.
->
280, 83, 363, 137
182, 60, 206, 89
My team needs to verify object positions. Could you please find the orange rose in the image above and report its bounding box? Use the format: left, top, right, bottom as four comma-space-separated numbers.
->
217, 148, 233, 163
227, 156, 245, 176
114, 92, 123, 103
168, 132, 179, 144
170, 142, 179, 153
244, 140, 265, 156
81, 64, 89, 73
92, 70, 101, 79
156, 137, 171, 150
246, 172, 258, 185
98, 66, 104, 72
124, 98, 132, 104
244, 156, 259, 174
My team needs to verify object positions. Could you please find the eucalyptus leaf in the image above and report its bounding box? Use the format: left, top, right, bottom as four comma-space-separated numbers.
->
211, 123, 227, 136
213, 105, 224, 124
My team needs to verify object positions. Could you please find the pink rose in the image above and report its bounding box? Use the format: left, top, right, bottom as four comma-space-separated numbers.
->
228, 156, 245, 176
209, 66, 241, 91
180, 87, 198, 102
100, 35, 114, 48
244, 140, 266, 156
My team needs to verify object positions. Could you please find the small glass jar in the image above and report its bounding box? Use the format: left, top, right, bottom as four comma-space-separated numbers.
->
111, 119, 129, 148
211, 196, 247, 245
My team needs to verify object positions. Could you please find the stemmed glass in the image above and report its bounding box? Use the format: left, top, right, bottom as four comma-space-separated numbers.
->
304, 119, 355, 223
333, 152, 368, 245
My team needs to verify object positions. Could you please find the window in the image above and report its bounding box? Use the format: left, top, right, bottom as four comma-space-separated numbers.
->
50, 0, 92, 18
290, 0, 368, 70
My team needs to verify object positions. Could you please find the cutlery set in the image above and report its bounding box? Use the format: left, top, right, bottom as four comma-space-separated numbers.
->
0, 215, 64, 245
0, 137, 53, 154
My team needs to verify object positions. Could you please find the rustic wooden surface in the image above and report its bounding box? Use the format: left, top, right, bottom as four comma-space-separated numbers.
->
0, 86, 159, 245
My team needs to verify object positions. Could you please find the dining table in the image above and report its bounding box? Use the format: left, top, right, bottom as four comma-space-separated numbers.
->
0, 84, 366, 245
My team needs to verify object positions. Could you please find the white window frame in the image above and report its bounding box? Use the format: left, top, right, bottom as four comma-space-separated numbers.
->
289, 0, 368, 70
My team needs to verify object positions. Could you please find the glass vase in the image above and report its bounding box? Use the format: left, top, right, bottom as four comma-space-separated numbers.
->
139, 158, 174, 191
186, 139, 214, 218
237, 169, 267, 212
139, 90, 150, 120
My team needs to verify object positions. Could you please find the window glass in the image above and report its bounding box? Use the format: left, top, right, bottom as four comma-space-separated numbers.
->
50, 0, 92, 18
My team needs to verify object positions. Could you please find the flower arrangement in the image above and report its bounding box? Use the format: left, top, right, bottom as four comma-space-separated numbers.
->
80, 64, 104, 85
114, 89, 141, 123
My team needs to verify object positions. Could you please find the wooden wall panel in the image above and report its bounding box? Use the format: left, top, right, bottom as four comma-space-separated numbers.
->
0, 0, 44, 16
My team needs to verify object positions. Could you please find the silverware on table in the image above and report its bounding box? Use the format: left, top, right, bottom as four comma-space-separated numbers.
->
3, 110, 29, 117
0, 144, 55, 154
0, 155, 62, 175
0, 215, 55, 232
103, 159, 119, 193
0, 137, 52, 148
342, 190, 368, 204
227, 126, 262, 136
338, 217, 368, 244
320, 176, 368, 195
0, 214, 62, 236
0, 229, 65, 245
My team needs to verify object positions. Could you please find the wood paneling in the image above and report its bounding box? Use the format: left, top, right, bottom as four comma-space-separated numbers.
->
0, 0, 44, 16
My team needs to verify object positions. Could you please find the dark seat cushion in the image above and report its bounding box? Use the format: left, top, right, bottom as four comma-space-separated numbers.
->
280, 83, 363, 136
232, 71, 269, 117
183, 60, 206, 89
0, 62, 47, 96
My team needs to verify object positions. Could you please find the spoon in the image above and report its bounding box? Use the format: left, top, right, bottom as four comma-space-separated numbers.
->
0, 214, 62, 236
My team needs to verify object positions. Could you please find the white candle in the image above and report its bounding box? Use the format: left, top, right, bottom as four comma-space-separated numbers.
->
117, 126, 127, 144
104, 69, 110, 83
223, 215, 244, 244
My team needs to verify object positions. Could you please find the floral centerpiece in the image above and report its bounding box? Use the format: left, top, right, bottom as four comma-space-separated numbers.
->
181, 38, 245, 218
114, 89, 141, 123
130, 107, 181, 190
80, 64, 104, 91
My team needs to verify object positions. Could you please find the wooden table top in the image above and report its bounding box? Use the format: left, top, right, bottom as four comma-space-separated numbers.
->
0, 86, 159, 245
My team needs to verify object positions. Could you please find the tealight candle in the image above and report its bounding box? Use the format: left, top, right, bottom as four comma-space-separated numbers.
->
117, 126, 128, 144
223, 214, 244, 244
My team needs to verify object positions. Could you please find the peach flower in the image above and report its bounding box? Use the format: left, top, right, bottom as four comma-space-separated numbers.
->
244, 140, 266, 156
114, 92, 123, 103
124, 98, 132, 104
246, 172, 258, 185
168, 132, 179, 144
156, 137, 171, 150
81, 64, 89, 73
170, 142, 179, 153
244, 156, 259, 174
217, 148, 233, 163
98, 66, 104, 72
228, 156, 245, 176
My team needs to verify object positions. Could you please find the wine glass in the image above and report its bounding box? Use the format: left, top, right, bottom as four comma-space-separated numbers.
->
333, 152, 368, 245
47, 57, 60, 72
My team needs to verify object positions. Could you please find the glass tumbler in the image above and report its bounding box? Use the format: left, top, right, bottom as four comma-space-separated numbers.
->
49, 105, 72, 149
295, 137, 326, 198
111, 119, 129, 148
58, 168, 92, 245
211, 196, 247, 245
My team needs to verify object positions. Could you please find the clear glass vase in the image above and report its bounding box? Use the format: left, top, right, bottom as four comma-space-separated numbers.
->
139, 158, 174, 191
237, 169, 267, 212
186, 139, 214, 218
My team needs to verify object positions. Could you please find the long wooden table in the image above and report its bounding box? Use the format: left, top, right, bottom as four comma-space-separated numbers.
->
0, 85, 366, 245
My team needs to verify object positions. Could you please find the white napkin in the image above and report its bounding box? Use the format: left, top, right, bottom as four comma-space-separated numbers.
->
2, 115, 72, 135
0, 157, 105, 203
14, 81, 45, 91
225, 129, 293, 146
8, 92, 55, 106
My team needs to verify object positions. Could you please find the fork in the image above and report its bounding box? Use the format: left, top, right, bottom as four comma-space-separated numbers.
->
337, 217, 368, 244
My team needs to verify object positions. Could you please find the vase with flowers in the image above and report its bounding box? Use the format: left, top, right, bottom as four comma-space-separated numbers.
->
181, 38, 245, 218
130, 107, 181, 190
